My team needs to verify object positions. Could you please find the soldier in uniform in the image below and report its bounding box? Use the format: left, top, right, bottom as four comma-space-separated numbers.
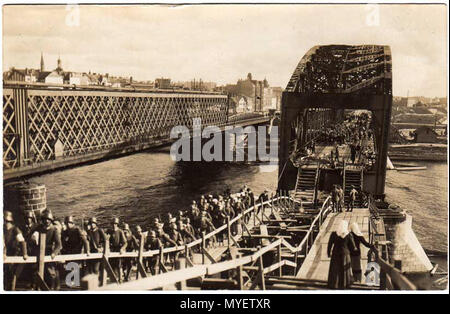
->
122, 223, 137, 282
164, 213, 176, 233
61, 216, 90, 278
167, 222, 184, 262
199, 211, 216, 248
3, 211, 28, 291
32, 210, 62, 290
155, 225, 177, 265
247, 188, 255, 208
150, 217, 163, 232
184, 218, 196, 239
86, 217, 106, 276
23, 211, 36, 240
62, 216, 90, 255
22, 211, 37, 288
145, 230, 162, 275
107, 218, 127, 283
257, 190, 270, 215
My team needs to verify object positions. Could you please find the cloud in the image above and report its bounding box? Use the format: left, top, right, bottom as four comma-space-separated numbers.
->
2, 4, 447, 97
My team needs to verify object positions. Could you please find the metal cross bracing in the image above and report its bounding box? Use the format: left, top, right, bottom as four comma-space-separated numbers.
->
3, 85, 231, 171
279, 44, 393, 198
285, 45, 391, 95
3, 89, 18, 169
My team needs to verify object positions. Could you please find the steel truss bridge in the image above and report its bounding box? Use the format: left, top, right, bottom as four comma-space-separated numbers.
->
278, 45, 392, 197
3, 82, 270, 180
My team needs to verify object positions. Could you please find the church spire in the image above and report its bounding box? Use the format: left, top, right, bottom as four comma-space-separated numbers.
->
40, 52, 45, 72
57, 54, 62, 71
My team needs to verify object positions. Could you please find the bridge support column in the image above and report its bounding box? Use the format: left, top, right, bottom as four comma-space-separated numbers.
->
372, 95, 392, 198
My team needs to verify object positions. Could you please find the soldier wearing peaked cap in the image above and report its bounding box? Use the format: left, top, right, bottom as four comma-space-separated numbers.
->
4, 211, 28, 290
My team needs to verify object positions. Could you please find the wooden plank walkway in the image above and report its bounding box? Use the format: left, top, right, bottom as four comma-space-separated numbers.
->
296, 208, 371, 283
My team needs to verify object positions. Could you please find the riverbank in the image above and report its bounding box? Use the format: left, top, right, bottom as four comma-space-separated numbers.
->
388, 143, 447, 161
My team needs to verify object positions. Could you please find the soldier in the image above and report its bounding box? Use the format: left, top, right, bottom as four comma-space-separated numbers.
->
156, 224, 177, 247
199, 211, 216, 248
199, 195, 207, 210
32, 210, 62, 290
176, 210, 186, 223
122, 223, 137, 282
62, 216, 90, 255
168, 223, 184, 263
107, 218, 127, 283
155, 226, 177, 265
133, 225, 143, 248
257, 190, 270, 215
247, 188, 255, 208
164, 213, 176, 233
177, 220, 195, 243
23, 211, 39, 255
145, 230, 162, 275
86, 217, 106, 276
150, 217, 163, 232
184, 218, 197, 240
3, 211, 28, 291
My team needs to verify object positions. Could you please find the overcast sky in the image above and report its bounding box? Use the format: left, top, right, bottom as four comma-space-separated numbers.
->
2, 4, 447, 97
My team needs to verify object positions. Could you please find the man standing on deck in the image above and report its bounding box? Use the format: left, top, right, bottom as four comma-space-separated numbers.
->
107, 218, 127, 283
3, 211, 28, 291
348, 186, 358, 212
87, 217, 106, 276
338, 185, 345, 213
257, 190, 270, 215
331, 185, 339, 213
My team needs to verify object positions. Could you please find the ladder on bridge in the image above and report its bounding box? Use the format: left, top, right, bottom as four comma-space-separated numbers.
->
343, 166, 364, 208
294, 166, 319, 206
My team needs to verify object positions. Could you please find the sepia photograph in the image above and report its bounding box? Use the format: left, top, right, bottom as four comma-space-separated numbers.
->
1, 1, 448, 297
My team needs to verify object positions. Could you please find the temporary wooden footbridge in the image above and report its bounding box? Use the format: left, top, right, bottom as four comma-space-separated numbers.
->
4, 191, 416, 291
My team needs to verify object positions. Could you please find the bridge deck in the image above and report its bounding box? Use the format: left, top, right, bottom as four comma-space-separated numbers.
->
296, 208, 371, 283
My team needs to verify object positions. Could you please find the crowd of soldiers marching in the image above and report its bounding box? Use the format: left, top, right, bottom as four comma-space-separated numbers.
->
4, 185, 271, 290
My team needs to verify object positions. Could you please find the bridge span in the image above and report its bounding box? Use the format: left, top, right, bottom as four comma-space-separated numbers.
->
2, 82, 270, 180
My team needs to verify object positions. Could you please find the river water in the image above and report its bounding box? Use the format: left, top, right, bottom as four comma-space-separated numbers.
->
32, 148, 447, 254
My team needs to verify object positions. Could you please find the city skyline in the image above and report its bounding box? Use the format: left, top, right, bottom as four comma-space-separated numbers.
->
3, 4, 447, 97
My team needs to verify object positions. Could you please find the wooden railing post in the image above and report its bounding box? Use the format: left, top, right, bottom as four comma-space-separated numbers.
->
237, 253, 244, 290
261, 199, 264, 223
201, 231, 206, 264
101, 239, 110, 286
258, 254, 265, 290
271, 194, 274, 216
37, 232, 46, 280
227, 216, 231, 252
253, 205, 256, 226
136, 234, 147, 280
175, 258, 187, 290
278, 243, 282, 277
185, 244, 190, 268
